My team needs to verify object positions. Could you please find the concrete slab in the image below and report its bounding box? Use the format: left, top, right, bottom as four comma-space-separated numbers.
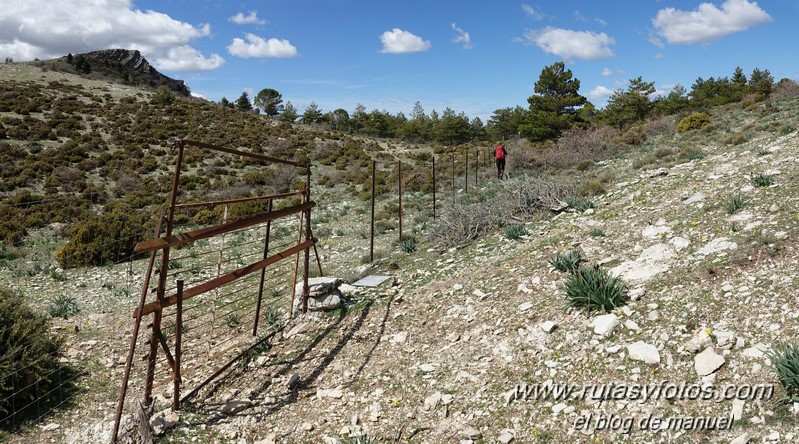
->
352, 275, 392, 287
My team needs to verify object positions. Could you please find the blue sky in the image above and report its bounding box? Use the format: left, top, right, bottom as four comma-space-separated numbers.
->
1, 0, 796, 121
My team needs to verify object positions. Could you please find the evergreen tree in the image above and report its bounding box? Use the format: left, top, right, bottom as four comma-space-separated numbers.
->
281, 101, 298, 122
302, 101, 323, 124
602, 76, 656, 129
219, 97, 233, 108
254, 88, 283, 116
235, 91, 253, 112
521, 62, 587, 141
654, 84, 690, 115
487, 106, 527, 141
66, 53, 73, 64
748, 68, 774, 98
330, 108, 349, 130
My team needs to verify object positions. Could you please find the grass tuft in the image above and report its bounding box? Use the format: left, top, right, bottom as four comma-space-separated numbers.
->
564, 265, 627, 313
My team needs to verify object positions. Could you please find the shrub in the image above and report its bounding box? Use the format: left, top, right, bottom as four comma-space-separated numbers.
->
566, 196, 595, 212
725, 193, 746, 215
504, 224, 527, 240
684, 149, 704, 160
549, 250, 583, 273
400, 238, 417, 253
55, 209, 153, 268
564, 265, 627, 312
577, 180, 605, 196
765, 342, 799, 403
0, 287, 65, 417
724, 133, 748, 145
48, 294, 79, 319
589, 228, 606, 237
677, 112, 711, 133
750, 173, 774, 187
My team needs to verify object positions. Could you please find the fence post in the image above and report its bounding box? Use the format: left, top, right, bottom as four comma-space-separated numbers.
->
173, 280, 183, 412
432, 156, 436, 219
370, 160, 376, 263
465, 150, 469, 193
475, 149, 479, 188
398, 161, 403, 243
451, 153, 455, 204
253, 198, 273, 337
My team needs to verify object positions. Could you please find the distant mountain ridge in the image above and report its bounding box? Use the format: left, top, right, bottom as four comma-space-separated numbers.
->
49, 48, 190, 97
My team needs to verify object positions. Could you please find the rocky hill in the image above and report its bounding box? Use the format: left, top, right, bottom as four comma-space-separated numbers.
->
39, 48, 190, 96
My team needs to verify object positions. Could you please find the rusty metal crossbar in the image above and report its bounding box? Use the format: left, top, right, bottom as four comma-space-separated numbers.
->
112, 140, 320, 443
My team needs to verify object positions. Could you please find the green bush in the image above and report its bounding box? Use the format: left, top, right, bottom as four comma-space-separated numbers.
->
48, 294, 79, 319
750, 173, 774, 187
504, 224, 528, 240
0, 287, 65, 417
765, 342, 799, 403
564, 265, 627, 312
400, 238, 417, 253
677, 112, 711, 133
549, 250, 583, 273
55, 209, 153, 268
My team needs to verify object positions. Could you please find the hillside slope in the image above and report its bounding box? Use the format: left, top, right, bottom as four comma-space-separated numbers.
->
2, 62, 799, 444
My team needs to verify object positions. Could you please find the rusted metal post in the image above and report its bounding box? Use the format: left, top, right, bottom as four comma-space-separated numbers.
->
173, 280, 183, 411
253, 198, 273, 337
432, 156, 436, 219
398, 161, 403, 243
475, 149, 479, 188
465, 150, 469, 194
302, 167, 312, 313
112, 213, 164, 444
451, 153, 455, 204
145, 140, 184, 406
370, 160, 376, 263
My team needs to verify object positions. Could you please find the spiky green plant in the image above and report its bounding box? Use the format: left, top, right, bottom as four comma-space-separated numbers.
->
751, 173, 774, 187
401, 238, 417, 253
765, 342, 799, 403
725, 193, 746, 215
48, 294, 79, 319
504, 224, 528, 240
549, 250, 583, 273
564, 265, 627, 312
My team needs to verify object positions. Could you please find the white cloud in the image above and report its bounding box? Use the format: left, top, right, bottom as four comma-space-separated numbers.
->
451, 23, 472, 49
588, 86, 614, 100
0, 0, 222, 72
655, 52, 666, 59
522, 4, 545, 20
227, 33, 297, 58
154, 46, 224, 71
652, 0, 771, 45
521, 27, 614, 61
602, 68, 613, 76
595, 18, 608, 27
379, 28, 431, 54
229, 11, 267, 26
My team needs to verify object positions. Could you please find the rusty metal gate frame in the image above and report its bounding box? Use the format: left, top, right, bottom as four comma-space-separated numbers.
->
111, 140, 320, 442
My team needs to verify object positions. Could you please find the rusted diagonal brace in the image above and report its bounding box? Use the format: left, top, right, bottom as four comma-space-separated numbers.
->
133, 238, 316, 318
153, 328, 176, 373
179, 139, 308, 168
134, 201, 314, 254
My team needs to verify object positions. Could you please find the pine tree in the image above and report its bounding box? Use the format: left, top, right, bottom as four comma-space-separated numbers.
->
254, 88, 283, 116
521, 62, 586, 141
235, 91, 253, 112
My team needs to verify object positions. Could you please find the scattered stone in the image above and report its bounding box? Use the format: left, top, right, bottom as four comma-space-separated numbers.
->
150, 411, 179, 436
517, 283, 533, 294
627, 341, 660, 364
694, 238, 737, 257
518, 302, 534, 312
317, 388, 344, 399
302, 422, 314, 432
694, 347, 725, 376
538, 321, 558, 333
623, 320, 640, 331
684, 331, 712, 353
498, 431, 515, 444
683, 192, 705, 205
669, 237, 690, 252
729, 433, 750, 444
628, 287, 646, 301
41, 423, 59, 432
647, 310, 660, 321
472, 289, 487, 298
743, 343, 768, 359
221, 400, 252, 415
287, 373, 300, 389
391, 331, 408, 344
424, 392, 442, 411
591, 314, 620, 337
459, 427, 482, 440
419, 363, 436, 373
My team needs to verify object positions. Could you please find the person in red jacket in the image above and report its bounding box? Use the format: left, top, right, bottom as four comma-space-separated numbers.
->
494, 142, 507, 179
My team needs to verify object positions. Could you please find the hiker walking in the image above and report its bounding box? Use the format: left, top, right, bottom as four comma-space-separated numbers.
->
494, 142, 507, 179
